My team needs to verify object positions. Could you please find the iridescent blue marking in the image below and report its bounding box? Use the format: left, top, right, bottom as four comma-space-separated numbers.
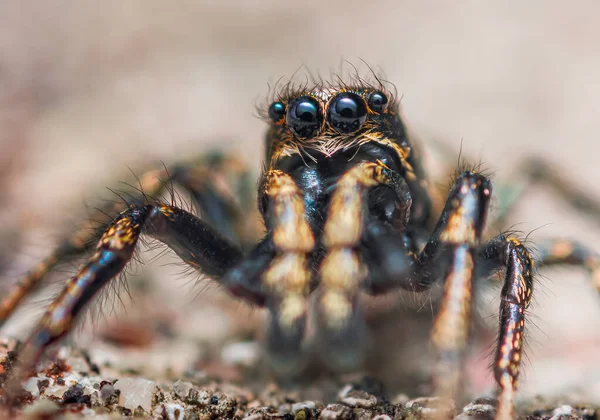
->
75, 251, 116, 289
99, 250, 116, 266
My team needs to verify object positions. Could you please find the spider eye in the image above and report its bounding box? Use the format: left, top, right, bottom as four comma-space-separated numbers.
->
286, 96, 323, 138
367, 91, 389, 113
268, 101, 286, 122
328, 92, 368, 134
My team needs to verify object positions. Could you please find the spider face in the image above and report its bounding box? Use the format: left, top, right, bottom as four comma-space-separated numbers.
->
264, 85, 404, 166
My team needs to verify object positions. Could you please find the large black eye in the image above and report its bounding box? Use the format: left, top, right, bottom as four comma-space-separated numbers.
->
328, 92, 368, 133
286, 96, 322, 138
268, 101, 286, 122
367, 91, 389, 113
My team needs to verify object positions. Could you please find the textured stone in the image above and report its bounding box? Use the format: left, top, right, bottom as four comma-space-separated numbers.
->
114, 377, 156, 413
337, 384, 378, 408
320, 403, 353, 420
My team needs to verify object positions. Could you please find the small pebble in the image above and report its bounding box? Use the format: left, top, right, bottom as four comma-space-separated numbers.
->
155, 403, 186, 420
337, 384, 378, 408
291, 400, 316, 413
320, 403, 353, 420
406, 396, 456, 417
100, 382, 116, 401
62, 383, 91, 406
391, 393, 410, 405
243, 407, 285, 419
458, 398, 497, 418
551, 404, 575, 419
23, 377, 40, 398
172, 380, 194, 400
44, 381, 70, 399
114, 377, 156, 413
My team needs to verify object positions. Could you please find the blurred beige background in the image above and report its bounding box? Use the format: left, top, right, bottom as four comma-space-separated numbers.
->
1, 0, 600, 403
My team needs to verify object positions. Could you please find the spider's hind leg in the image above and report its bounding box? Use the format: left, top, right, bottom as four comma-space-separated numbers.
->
534, 238, 600, 286
486, 157, 600, 230
0, 153, 256, 328
2, 202, 269, 399
0, 179, 156, 329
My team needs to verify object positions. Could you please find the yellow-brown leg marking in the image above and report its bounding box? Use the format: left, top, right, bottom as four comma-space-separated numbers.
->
430, 244, 475, 396
495, 238, 533, 420
536, 238, 600, 291
6, 210, 148, 395
262, 170, 315, 330
429, 175, 489, 401
0, 168, 170, 327
319, 162, 392, 329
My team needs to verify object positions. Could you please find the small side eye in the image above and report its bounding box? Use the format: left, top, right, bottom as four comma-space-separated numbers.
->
367, 91, 389, 113
328, 92, 368, 134
268, 101, 286, 122
286, 96, 323, 138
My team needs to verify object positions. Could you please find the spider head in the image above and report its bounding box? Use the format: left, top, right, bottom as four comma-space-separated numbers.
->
264, 83, 402, 163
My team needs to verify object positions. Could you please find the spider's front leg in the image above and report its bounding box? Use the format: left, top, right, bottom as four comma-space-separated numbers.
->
420, 171, 533, 420
2, 202, 270, 400
417, 172, 492, 399
479, 235, 533, 420
365, 169, 531, 419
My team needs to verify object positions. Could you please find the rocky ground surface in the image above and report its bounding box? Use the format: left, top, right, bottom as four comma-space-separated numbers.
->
0, 338, 597, 420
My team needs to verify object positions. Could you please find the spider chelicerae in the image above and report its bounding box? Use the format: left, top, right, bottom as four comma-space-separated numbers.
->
1, 73, 599, 419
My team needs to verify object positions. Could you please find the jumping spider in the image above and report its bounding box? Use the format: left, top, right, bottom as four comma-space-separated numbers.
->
1, 75, 599, 419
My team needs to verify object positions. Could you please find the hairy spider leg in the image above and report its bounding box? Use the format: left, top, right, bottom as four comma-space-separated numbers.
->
410, 172, 533, 420
4, 206, 152, 396
171, 153, 258, 246
423, 139, 600, 231
3, 201, 271, 399
534, 238, 600, 280
0, 168, 169, 328
316, 161, 410, 370
479, 235, 534, 420
0, 154, 255, 328
426, 173, 491, 399
260, 170, 315, 373
484, 157, 600, 231
410, 171, 532, 420
352, 170, 529, 420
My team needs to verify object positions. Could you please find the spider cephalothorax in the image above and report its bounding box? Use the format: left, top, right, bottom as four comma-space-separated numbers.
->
1, 74, 599, 420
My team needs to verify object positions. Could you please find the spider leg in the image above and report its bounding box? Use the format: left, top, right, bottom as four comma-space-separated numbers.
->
171, 153, 257, 245
421, 172, 491, 399
533, 238, 600, 282
359, 171, 492, 399
479, 235, 534, 420
0, 154, 255, 328
316, 161, 411, 369
0, 170, 165, 328
259, 170, 315, 373
426, 142, 600, 229
490, 157, 600, 230
3, 202, 271, 398
369, 170, 532, 420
